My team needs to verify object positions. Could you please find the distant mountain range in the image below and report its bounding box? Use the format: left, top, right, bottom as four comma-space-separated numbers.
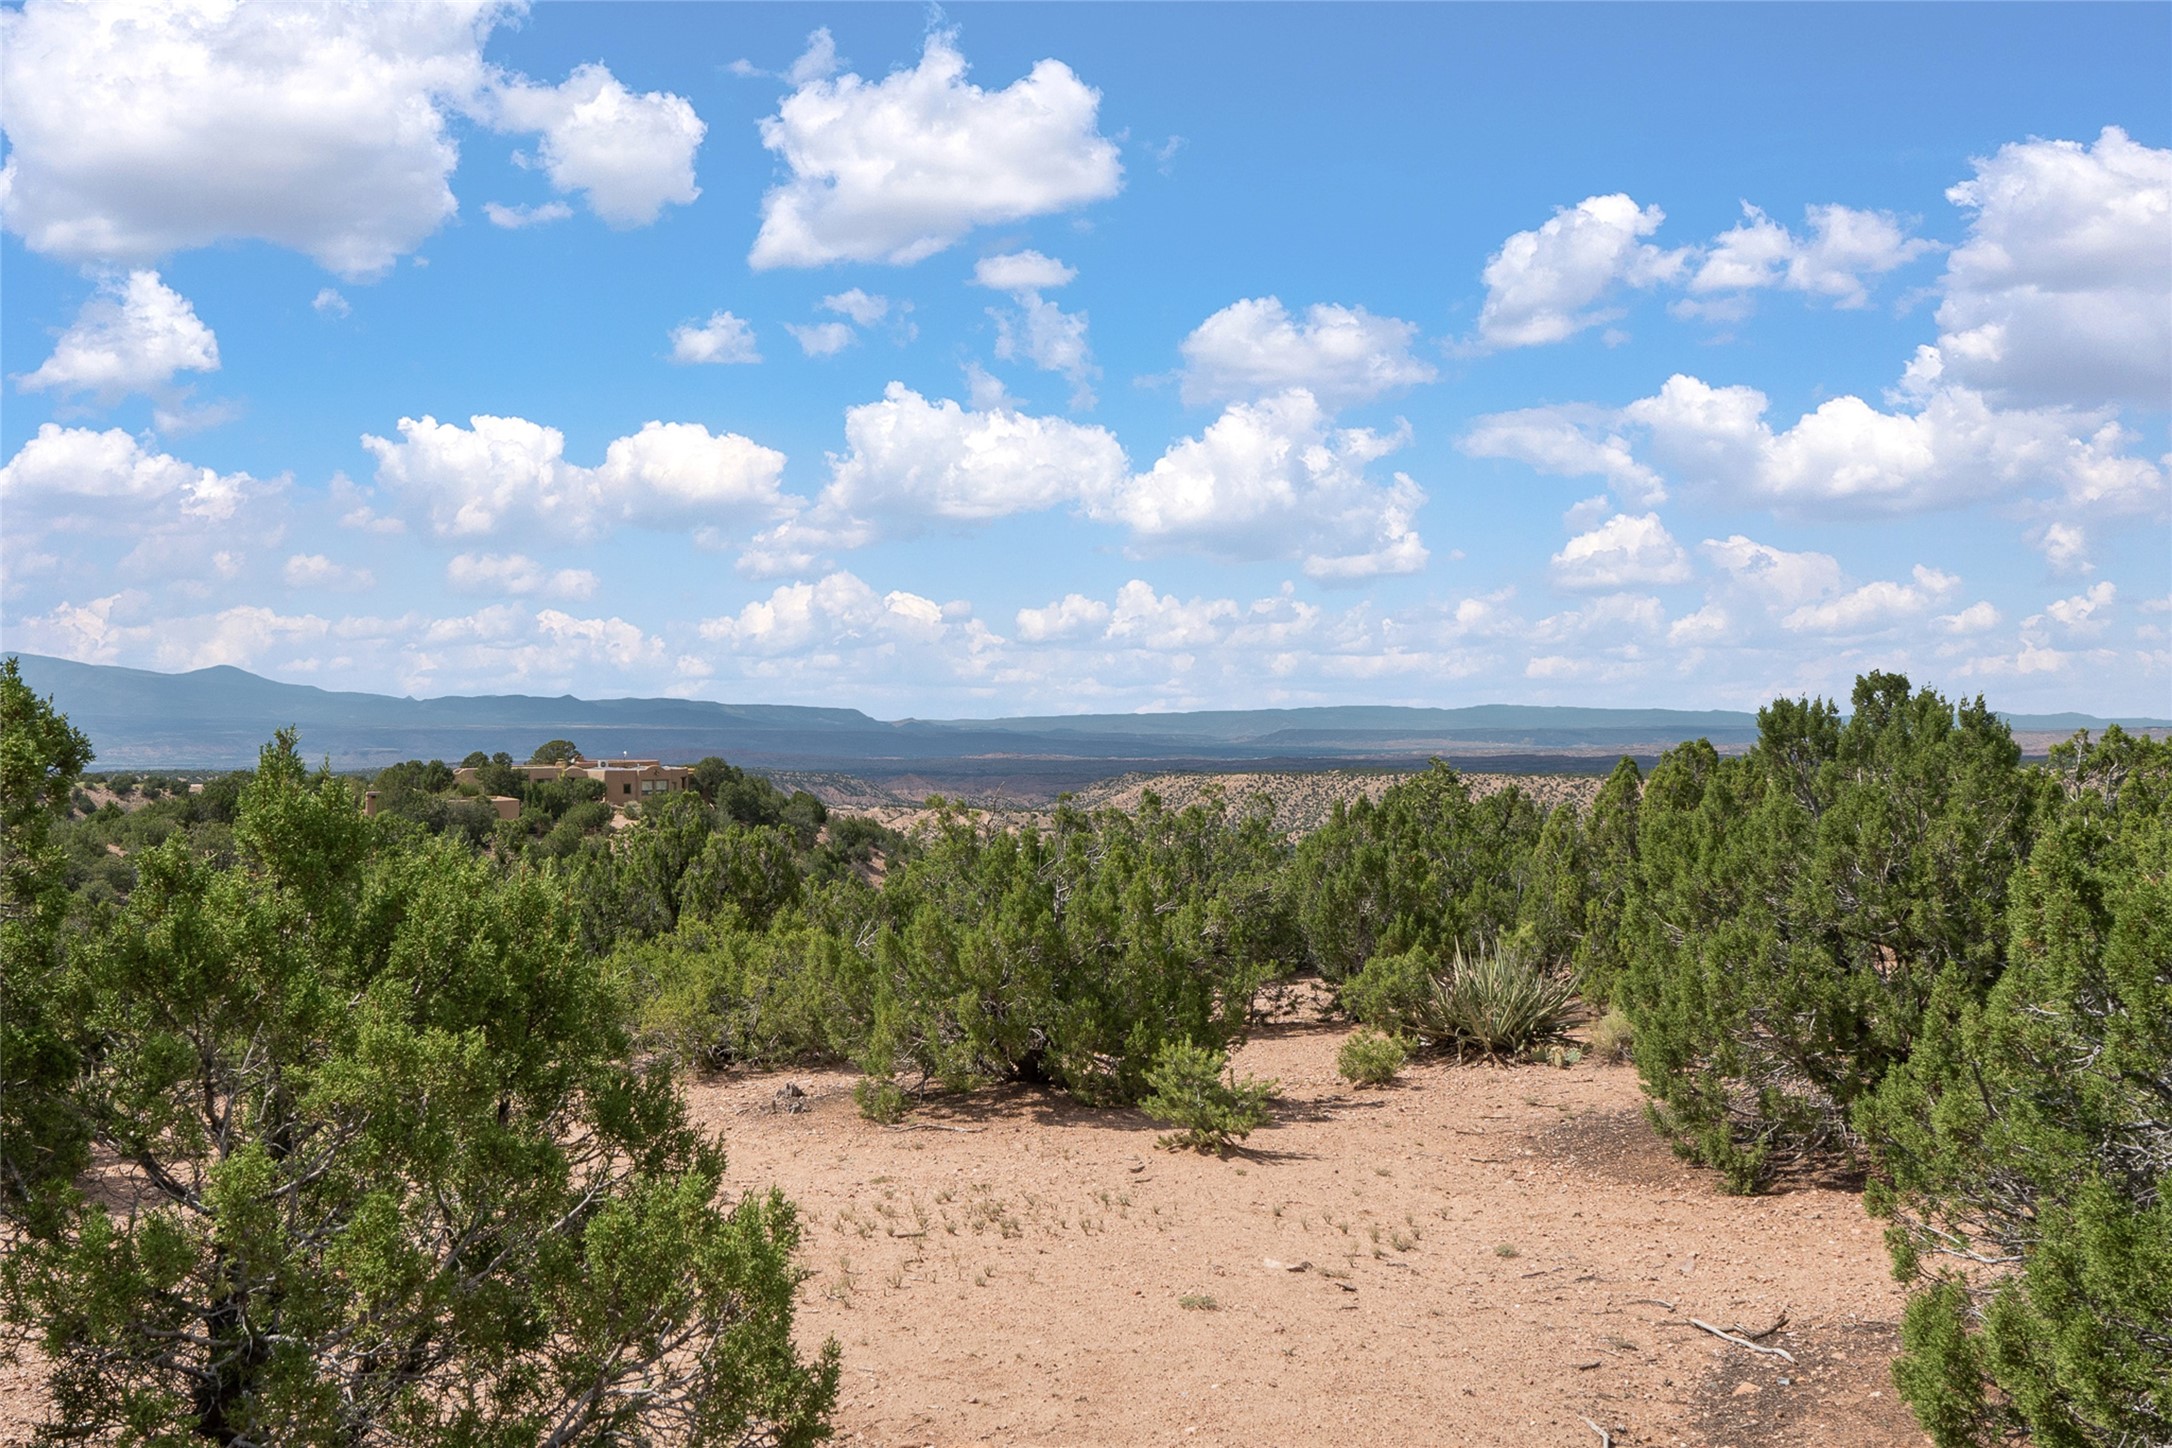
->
9, 653, 2165, 783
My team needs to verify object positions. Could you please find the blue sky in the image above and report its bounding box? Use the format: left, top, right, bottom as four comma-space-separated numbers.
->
3, 2, 2167, 717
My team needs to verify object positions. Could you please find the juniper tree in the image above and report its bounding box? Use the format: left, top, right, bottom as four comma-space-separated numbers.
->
2, 730, 837, 1446
1, 656, 96, 1220
1862, 727, 2172, 1447
1620, 674, 2044, 1189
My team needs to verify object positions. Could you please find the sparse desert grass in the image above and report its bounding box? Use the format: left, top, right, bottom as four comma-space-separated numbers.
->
1588, 1006, 1635, 1062
1337, 1027, 1410, 1086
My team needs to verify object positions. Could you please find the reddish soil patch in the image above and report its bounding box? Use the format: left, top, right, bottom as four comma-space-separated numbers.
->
687, 1025, 1927, 1448
2, 1024, 1928, 1448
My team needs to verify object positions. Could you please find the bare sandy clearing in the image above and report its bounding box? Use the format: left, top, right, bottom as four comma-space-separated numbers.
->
2, 1017, 1926, 1448
693, 1021, 1926, 1448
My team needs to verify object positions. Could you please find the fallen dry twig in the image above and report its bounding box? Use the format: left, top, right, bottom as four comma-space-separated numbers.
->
1728, 1308, 1790, 1340
1581, 1413, 1613, 1447
1689, 1316, 1797, 1363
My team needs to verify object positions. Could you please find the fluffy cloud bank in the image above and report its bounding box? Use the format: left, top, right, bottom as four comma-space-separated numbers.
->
489, 63, 704, 228
1681, 203, 1937, 315
17, 270, 219, 401
784, 384, 1431, 581
0, 1, 703, 277
816, 383, 1127, 524
361, 415, 792, 541
699, 571, 975, 659
749, 34, 1122, 268
1178, 298, 1436, 407
1, 423, 257, 524
1104, 390, 1428, 580
1464, 359, 2165, 518
1933, 127, 2171, 408
1550, 513, 1691, 590
1476, 194, 1687, 348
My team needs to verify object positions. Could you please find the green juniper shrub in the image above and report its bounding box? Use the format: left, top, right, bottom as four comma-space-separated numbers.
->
810, 812, 903, 882
1568, 757, 1642, 1005
852, 1075, 908, 1125
1140, 1039, 1277, 1153
1514, 801, 1593, 978
1339, 947, 1436, 1036
1336, 1028, 1409, 1087
0, 658, 96, 1220
0, 728, 839, 1447
676, 822, 806, 930
852, 793, 1292, 1111
1290, 761, 1544, 981
1619, 673, 2046, 1192
1859, 726, 2172, 1448
626, 911, 869, 1071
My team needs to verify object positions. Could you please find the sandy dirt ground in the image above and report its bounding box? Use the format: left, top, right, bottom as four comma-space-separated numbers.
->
690, 1017, 1927, 1448
2, 1016, 1928, 1448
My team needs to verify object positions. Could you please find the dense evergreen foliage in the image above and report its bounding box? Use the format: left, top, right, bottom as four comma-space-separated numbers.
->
4, 660, 2164, 1443
1618, 673, 2045, 1190
1860, 727, 2172, 1447
1, 682, 836, 1446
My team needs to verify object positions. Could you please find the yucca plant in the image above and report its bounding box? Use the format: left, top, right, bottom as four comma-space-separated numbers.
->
1343, 943, 1577, 1058
1423, 945, 1578, 1056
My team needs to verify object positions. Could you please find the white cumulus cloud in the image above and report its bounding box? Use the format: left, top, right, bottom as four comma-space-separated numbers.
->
0, 0, 497, 277
785, 321, 857, 357
991, 293, 1097, 406
1682, 202, 1937, 312
1459, 405, 1667, 507
0, 2, 704, 277
483, 201, 573, 229
1472, 360, 2166, 519
670, 311, 761, 365
361, 415, 792, 540
1101, 389, 1429, 581
1549, 513, 1691, 590
1178, 298, 1436, 408
748, 33, 1122, 269
973, 250, 1077, 292
446, 552, 598, 600
697, 571, 957, 656
1782, 564, 1959, 634
1934, 601, 2001, 634
1, 423, 257, 523
1699, 535, 1846, 610
490, 63, 705, 228
2044, 580, 2116, 633
821, 288, 891, 325
1475, 194, 1688, 348
818, 382, 1127, 525
1934, 127, 2171, 408
1015, 592, 1112, 642
18, 270, 219, 401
